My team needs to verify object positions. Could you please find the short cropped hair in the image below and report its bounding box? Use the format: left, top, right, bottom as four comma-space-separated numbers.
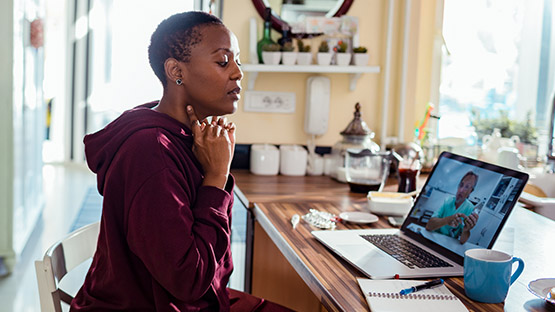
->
148, 11, 223, 87
459, 171, 479, 190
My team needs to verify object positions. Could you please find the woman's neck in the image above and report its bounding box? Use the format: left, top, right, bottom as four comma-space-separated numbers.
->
154, 92, 191, 128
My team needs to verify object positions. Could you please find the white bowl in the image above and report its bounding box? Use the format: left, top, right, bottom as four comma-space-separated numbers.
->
367, 191, 413, 216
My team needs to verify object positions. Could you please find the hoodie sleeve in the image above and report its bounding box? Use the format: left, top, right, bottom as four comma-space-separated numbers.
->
125, 158, 234, 302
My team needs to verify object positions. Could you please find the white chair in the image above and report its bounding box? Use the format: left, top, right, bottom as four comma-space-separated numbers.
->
35, 221, 100, 312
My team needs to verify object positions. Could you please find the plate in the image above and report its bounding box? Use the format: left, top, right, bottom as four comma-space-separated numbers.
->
339, 211, 379, 224
528, 278, 555, 304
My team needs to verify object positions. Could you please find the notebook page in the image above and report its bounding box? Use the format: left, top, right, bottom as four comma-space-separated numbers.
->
357, 278, 468, 312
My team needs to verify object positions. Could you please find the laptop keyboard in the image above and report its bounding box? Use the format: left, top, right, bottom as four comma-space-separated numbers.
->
360, 234, 453, 269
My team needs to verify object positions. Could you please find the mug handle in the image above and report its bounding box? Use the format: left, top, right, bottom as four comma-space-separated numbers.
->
509, 257, 525, 285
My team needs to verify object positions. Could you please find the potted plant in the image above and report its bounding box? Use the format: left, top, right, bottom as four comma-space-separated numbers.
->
280, 42, 297, 65
352, 46, 369, 66
296, 39, 312, 65
334, 40, 351, 66
471, 109, 539, 161
261, 43, 281, 65
317, 40, 332, 65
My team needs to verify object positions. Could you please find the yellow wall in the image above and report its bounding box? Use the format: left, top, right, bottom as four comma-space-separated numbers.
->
413, 0, 439, 141
223, 0, 438, 147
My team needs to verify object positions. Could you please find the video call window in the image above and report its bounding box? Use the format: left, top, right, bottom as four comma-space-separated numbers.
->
404, 156, 522, 257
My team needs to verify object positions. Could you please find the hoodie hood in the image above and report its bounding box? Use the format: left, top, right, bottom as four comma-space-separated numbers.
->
84, 101, 192, 195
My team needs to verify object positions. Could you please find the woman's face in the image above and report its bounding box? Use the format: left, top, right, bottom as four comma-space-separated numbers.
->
181, 25, 242, 119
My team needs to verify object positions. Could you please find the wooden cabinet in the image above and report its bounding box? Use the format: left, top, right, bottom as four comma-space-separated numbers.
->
251, 222, 324, 312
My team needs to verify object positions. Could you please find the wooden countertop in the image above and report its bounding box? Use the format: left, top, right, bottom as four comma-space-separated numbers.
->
232, 170, 383, 207
232, 170, 555, 312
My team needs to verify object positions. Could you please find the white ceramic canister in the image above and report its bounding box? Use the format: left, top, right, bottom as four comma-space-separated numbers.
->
323, 154, 336, 176
250, 144, 280, 175
279, 144, 308, 176
307, 154, 324, 176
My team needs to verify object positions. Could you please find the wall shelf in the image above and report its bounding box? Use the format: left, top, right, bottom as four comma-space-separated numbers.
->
241, 64, 381, 91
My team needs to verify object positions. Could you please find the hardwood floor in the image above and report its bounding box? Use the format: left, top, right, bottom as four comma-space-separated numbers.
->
0, 163, 96, 312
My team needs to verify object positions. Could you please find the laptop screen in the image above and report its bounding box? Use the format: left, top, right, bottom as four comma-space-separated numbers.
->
401, 152, 528, 259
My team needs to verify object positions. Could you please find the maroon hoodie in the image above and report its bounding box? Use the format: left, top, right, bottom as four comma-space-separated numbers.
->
71, 102, 235, 311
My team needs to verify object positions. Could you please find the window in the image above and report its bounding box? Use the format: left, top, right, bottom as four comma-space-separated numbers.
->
437, 0, 554, 159
86, 0, 196, 134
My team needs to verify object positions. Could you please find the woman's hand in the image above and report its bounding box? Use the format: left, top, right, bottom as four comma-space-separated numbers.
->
187, 106, 235, 189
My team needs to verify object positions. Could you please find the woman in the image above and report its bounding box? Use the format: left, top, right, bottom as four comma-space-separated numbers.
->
71, 11, 292, 311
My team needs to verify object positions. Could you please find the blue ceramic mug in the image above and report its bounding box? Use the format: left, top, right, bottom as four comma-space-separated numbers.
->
464, 248, 524, 303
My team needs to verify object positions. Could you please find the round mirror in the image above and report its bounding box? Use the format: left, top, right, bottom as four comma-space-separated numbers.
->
252, 0, 354, 37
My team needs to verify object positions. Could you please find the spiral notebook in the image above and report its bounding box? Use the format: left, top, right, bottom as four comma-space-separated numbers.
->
357, 278, 468, 311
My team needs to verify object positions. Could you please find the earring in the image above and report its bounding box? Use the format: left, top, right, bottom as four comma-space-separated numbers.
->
176, 78, 182, 85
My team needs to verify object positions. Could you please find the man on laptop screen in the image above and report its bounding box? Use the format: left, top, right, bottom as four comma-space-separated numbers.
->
311, 152, 528, 279
403, 154, 526, 257
425, 171, 480, 244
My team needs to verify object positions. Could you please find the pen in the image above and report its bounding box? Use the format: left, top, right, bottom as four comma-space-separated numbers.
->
399, 278, 444, 295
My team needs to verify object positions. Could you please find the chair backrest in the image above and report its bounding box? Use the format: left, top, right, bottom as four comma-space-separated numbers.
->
35, 221, 100, 312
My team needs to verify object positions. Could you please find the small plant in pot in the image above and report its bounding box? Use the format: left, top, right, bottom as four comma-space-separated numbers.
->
280, 42, 297, 65
317, 40, 332, 65
296, 39, 312, 65
261, 43, 281, 65
352, 46, 369, 66
334, 40, 351, 66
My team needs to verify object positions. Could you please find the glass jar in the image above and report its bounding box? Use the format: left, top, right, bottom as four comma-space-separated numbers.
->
331, 103, 380, 182
345, 149, 392, 193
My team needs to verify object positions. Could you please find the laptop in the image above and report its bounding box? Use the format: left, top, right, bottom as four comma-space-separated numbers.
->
312, 151, 529, 279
